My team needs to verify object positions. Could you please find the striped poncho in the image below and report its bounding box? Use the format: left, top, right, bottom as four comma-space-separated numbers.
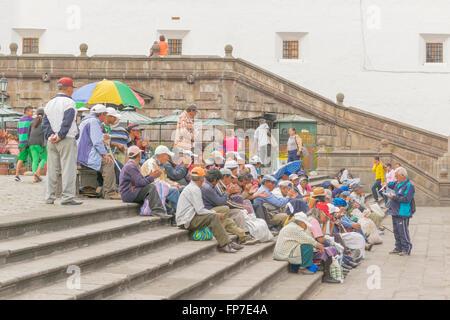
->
17, 116, 34, 150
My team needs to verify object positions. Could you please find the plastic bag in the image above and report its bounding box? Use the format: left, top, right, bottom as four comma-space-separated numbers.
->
330, 256, 344, 283
243, 213, 274, 242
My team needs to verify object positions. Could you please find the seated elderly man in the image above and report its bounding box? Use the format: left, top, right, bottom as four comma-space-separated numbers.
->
164, 149, 192, 187
246, 155, 262, 181
253, 175, 298, 228
349, 184, 383, 228
176, 167, 240, 253
119, 146, 166, 216
214, 168, 251, 229
200, 168, 254, 246
273, 212, 328, 276
141, 146, 181, 213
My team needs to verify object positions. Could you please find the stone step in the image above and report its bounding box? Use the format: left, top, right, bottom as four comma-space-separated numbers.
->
9, 238, 219, 300
0, 226, 190, 298
258, 272, 322, 300
110, 240, 276, 300
193, 256, 288, 300
0, 202, 139, 240
0, 216, 166, 266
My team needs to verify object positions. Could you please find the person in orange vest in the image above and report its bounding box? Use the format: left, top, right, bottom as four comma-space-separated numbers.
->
158, 35, 169, 56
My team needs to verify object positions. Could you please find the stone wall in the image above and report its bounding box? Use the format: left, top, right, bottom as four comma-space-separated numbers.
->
0, 43, 447, 181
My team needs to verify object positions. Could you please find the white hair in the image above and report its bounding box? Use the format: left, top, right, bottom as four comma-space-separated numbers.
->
395, 167, 408, 177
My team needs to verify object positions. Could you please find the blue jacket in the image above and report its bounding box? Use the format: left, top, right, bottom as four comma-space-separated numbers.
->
387, 179, 415, 217
77, 114, 106, 171
253, 185, 290, 208
200, 180, 228, 210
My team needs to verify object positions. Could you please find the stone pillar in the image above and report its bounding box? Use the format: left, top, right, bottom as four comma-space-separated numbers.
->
79, 43, 88, 57
9, 43, 18, 56
224, 45, 233, 58
336, 93, 344, 106
316, 138, 329, 175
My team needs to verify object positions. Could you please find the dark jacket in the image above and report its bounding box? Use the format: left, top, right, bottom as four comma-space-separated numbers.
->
200, 180, 228, 210
387, 178, 415, 217
164, 162, 188, 182
28, 122, 45, 147
119, 159, 154, 203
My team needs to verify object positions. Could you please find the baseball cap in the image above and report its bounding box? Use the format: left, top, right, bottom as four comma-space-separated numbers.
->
127, 123, 144, 132
250, 155, 262, 164
289, 174, 299, 181
127, 146, 143, 158
90, 104, 107, 114
57, 77, 76, 88
278, 180, 293, 188
191, 167, 206, 177
106, 107, 121, 118
224, 160, 238, 169
183, 150, 198, 158
293, 212, 312, 227
262, 175, 277, 183
204, 158, 215, 167
220, 168, 237, 179
154, 145, 175, 157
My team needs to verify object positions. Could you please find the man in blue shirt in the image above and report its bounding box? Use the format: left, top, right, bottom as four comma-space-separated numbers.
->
383, 167, 415, 256
254, 175, 298, 227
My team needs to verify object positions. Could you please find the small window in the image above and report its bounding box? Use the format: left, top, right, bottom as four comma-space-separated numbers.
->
426, 42, 443, 63
23, 38, 39, 54
282, 40, 299, 59
168, 39, 182, 55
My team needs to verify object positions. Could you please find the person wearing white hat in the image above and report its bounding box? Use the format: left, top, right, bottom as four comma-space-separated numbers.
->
246, 155, 262, 180
164, 148, 192, 187
273, 211, 324, 275
77, 104, 121, 200
141, 145, 180, 214
224, 159, 239, 178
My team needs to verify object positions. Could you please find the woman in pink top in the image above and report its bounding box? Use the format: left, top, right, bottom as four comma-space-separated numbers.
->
223, 129, 237, 153
385, 163, 396, 183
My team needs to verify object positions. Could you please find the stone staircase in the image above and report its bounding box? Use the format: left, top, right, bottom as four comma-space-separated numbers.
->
0, 174, 381, 300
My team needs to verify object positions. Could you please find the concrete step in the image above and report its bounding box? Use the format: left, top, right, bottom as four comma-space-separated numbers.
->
0, 216, 166, 266
258, 272, 322, 300
193, 256, 288, 300
110, 240, 276, 300
9, 238, 220, 300
0, 202, 139, 240
0, 226, 190, 298
308, 174, 329, 183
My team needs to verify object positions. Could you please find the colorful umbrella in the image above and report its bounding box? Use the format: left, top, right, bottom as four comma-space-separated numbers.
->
72, 80, 143, 109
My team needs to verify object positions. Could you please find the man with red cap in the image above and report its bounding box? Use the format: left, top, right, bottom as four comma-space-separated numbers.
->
42, 77, 81, 205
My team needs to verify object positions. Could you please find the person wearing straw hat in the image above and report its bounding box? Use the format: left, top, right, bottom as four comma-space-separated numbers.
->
77, 104, 121, 200
273, 211, 324, 275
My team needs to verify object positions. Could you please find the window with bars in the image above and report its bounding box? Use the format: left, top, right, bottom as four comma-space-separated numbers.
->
23, 38, 39, 54
426, 42, 443, 63
168, 39, 182, 55
282, 40, 299, 59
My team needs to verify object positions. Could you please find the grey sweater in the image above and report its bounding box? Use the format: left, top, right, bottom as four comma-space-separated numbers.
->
28, 123, 45, 147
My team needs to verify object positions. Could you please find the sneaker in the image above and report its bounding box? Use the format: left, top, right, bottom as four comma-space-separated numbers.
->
230, 242, 244, 250
218, 243, 237, 254
241, 237, 260, 245
105, 193, 121, 200
322, 276, 341, 284
14, 176, 22, 182
389, 249, 401, 255
61, 200, 83, 206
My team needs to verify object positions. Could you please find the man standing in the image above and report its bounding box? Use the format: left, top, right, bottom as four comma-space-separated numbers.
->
254, 119, 271, 170
42, 77, 81, 205
14, 106, 34, 182
174, 104, 197, 152
383, 167, 415, 256
176, 167, 238, 253
287, 128, 303, 163
77, 104, 121, 200
371, 156, 387, 206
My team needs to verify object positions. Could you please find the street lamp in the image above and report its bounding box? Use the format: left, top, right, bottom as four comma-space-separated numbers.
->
0, 74, 8, 130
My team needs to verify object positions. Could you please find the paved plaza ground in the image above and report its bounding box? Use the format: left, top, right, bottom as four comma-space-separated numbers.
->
0, 175, 121, 218
309, 206, 450, 300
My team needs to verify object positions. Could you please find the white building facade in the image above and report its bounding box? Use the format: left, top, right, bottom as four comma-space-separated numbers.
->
1, 0, 449, 135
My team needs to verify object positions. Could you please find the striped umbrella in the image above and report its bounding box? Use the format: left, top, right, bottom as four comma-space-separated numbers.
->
72, 80, 143, 109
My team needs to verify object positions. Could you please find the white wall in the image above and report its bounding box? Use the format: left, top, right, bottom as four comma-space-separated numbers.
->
1, 0, 449, 135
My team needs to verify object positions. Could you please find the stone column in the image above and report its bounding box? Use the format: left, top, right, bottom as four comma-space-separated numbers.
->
316, 138, 329, 176
224, 45, 234, 58
79, 43, 88, 57
9, 43, 18, 56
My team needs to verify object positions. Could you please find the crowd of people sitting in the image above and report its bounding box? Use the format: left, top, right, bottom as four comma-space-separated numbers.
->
22, 77, 412, 285
117, 141, 392, 284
